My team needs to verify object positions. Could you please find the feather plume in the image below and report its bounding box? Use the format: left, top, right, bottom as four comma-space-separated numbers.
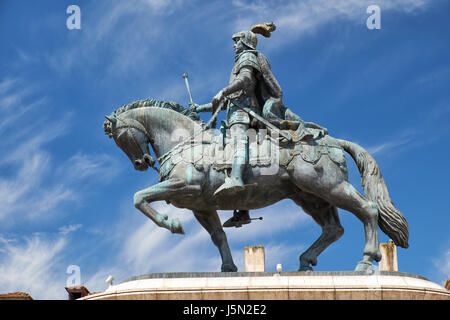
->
250, 22, 276, 38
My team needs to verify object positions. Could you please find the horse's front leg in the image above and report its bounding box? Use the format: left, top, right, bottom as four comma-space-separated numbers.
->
193, 210, 237, 272
133, 179, 201, 234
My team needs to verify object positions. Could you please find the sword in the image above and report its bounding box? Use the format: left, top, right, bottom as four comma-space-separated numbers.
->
229, 99, 293, 142
182, 73, 194, 107
202, 102, 221, 129
181, 72, 222, 129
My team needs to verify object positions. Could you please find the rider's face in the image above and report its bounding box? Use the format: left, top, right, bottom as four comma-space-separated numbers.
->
233, 38, 245, 54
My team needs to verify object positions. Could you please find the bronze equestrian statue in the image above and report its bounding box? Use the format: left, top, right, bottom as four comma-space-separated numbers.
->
103, 23, 409, 273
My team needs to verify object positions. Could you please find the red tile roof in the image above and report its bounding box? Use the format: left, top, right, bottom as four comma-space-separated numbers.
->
0, 292, 34, 300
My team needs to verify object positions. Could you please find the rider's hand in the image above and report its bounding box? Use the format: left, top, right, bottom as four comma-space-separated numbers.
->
211, 90, 224, 108
189, 103, 200, 112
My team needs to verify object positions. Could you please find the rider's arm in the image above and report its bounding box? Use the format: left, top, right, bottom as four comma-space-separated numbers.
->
193, 102, 214, 113
211, 66, 256, 108
222, 66, 255, 97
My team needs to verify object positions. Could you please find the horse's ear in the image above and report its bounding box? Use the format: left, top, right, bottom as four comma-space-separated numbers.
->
105, 115, 117, 124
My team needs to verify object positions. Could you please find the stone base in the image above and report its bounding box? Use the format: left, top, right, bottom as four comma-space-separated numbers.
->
82, 271, 449, 300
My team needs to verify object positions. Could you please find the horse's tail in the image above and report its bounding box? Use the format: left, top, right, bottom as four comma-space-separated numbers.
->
337, 139, 409, 248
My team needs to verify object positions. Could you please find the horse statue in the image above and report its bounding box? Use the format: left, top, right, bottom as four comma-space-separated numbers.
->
103, 99, 409, 273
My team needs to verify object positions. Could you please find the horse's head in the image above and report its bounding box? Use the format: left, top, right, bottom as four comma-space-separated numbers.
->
104, 115, 153, 171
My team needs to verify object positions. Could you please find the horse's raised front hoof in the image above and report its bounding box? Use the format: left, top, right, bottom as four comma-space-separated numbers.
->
170, 218, 185, 234
221, 263, 238, 272
355, 260, 374, 274
299, 265, 313, 271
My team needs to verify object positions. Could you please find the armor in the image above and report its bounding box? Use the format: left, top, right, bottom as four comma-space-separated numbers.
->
232, 30, 257, 50
226, 47, 289, 128
209, 23, 325, 224
231, 51, 261, 76
225, 50, 261, 127
213, 24, 300, 218
213, 36, 263, 198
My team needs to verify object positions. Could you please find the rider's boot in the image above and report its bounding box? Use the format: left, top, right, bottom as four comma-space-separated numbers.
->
214, 136, 247, 197
223, 210, 251, 228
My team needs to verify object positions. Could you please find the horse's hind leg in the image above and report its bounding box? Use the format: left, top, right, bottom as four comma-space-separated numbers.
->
292, 195, 344, 271
193, 210, 237, 272
326, 181, 382, 272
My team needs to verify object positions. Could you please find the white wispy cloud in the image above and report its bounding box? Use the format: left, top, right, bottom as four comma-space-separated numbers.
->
263, 242, 307, 271
231, 0, 431, 49
58, 224, 82, 235
0, 78, 18, 94
225, 200, 310, 242
0, 236, 68, 300
83, 266, 128, 294
78, 198, 312, 293
44, 0, 188, 78
0, 77, 122, 224
0, 149, 119, 224
0, 234, 16, 245
116, 202, 213, 274
366, 136, 413, 156
0, 106, 74, 222
0, 151, 75, 222
1, 1, 440, 299
28, 0, 434, 103
432, 249, 450, 284
58, 152, 122, 184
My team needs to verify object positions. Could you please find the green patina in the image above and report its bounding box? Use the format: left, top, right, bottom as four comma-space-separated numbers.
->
103, 22, 409, 274
103, 99, 202, 137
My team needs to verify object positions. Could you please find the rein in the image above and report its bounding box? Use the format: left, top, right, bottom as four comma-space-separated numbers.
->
115, 117, 159, 172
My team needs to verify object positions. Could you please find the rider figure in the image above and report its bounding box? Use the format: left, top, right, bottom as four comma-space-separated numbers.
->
193, 23, 304, 227
194, 28, 265, 198
212, 29, 260, 198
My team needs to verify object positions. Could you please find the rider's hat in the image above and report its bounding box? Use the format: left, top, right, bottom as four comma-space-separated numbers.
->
231, 22, 276, 50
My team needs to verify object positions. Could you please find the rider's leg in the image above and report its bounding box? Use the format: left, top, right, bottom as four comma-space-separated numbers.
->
262, 98, 285, 127
223, 210, 251, 228
214, 123, 248, 197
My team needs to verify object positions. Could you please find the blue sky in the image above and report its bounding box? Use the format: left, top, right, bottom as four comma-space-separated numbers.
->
0, 0, 449, 299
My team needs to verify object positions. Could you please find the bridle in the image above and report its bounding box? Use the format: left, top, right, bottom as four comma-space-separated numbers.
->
113, 117, 159, 172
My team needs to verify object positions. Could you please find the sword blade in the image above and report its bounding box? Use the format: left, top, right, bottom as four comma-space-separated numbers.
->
229, 100, 293, 141
203, 102, 221, 129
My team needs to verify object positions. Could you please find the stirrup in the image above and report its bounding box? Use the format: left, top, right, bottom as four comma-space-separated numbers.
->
223, 210, 251, 228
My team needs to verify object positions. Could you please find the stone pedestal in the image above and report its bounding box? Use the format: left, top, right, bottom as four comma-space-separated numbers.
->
81, 271, 450, 300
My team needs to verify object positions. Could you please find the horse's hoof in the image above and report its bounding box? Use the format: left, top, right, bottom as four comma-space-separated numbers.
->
221, 263, 238, 272
355, 261, 374, 274
170, 218, 185, 234
299, 265, 313, 271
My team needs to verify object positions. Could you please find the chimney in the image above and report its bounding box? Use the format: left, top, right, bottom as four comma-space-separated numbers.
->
65, 285, 91, 300
378, 239, 398, 271
244, 246, 265, 272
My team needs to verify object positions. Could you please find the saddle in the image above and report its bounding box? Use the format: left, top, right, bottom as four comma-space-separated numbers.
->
157, 121, 345, 181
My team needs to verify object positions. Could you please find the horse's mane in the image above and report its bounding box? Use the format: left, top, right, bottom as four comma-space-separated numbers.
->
103, 99, 202, 137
